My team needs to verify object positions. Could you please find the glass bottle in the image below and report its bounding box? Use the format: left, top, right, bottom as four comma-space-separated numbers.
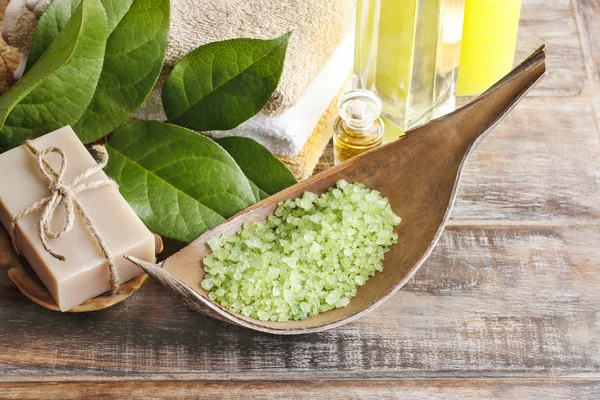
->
354, 0, 466, 131
456, 0, 521, 96
333, 90, 385, 165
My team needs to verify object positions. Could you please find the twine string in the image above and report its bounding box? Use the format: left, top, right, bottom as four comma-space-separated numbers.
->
10, 141, 120, 294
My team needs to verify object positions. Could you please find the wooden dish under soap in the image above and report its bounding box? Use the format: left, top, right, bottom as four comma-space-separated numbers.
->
127, 47, 547, 334
0, 228, 164, 312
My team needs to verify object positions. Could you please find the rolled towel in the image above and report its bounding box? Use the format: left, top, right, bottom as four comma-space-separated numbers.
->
1, 0, 46, 78
2, 1, 33, 55
3, 0, 356, 115
0, 0, 21, 93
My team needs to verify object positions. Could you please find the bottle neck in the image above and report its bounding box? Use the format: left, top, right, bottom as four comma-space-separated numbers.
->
343, 120, 375, 133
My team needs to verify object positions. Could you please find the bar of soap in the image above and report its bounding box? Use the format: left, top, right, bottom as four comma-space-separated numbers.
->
0, 126, 155, 311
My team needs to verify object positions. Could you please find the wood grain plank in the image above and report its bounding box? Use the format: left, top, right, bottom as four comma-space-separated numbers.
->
1, 224, 598, 380
451, 96, 600, 222
573, 0, 600, 124
518, 0, 587, 98
1, 379, 600, 399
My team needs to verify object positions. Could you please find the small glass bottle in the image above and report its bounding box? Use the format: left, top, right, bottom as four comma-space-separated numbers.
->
333, 90, 385, 165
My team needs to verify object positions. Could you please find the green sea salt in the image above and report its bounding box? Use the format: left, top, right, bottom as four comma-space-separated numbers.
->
200, 180, 401, 321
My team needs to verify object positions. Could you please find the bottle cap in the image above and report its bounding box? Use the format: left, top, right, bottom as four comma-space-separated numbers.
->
338, 89, 383, 130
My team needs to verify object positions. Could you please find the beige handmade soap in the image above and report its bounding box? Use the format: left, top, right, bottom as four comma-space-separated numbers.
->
0, 126, 155, 311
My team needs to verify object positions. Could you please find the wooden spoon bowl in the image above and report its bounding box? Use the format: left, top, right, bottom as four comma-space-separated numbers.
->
127, 47, 547, 334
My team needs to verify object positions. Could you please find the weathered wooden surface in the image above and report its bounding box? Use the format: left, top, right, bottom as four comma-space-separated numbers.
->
573, 0, 600, 123
2, 224, 599, 379
1, 380, 600, 399
1, 0, 599, 398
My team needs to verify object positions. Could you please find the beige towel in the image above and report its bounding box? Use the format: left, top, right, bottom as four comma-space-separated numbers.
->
2, 1, 38, 54
4, 0, 356, 115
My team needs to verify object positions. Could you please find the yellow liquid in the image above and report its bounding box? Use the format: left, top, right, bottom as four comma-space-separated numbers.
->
382, 116, 406, 144
355, 0, 465, 130
374, 0, 419, 109
456, 0, 521, 96
333, 118, 384, 164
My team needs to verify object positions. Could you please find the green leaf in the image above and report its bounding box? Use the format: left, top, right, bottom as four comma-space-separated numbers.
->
104, 121, 257, 243
26, 0, 84, 71
27, 0, 170, 144
250, 181, 268, 202
216, 137, 297, 201
162, 34, 289, 131
0, 0, 108, 152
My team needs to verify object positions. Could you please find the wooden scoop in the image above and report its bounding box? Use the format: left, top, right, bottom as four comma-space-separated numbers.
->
126, 46, 547, 334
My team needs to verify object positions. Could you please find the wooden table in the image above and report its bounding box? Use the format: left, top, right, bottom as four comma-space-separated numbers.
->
1, 0, 599, 398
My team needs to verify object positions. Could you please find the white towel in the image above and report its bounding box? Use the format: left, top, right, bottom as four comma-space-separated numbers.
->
204, 33, 354, 156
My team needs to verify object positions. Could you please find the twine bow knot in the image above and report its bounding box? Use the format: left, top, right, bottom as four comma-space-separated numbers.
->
10, 140, 121, 294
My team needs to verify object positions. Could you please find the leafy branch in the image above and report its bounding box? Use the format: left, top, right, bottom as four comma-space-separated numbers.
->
0, 0, 297, 242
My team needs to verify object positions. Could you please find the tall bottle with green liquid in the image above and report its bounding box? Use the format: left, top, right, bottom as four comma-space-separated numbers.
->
354, 0, 465, 131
